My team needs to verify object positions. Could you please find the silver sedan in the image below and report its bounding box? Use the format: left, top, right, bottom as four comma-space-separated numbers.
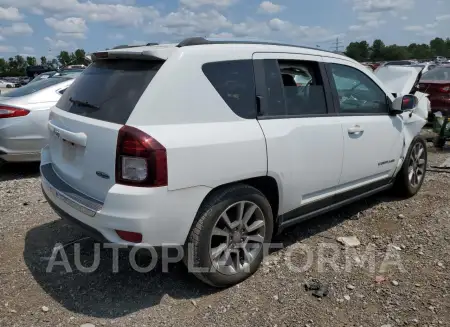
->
0, 77, 75, 165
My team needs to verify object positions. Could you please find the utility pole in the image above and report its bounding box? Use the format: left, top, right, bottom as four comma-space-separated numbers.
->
334, 37, 344, 52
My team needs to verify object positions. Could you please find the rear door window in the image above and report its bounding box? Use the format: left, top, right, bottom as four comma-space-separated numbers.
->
202, 60, 256, 119
57, 59, 163, 124
260, 59, 328, 117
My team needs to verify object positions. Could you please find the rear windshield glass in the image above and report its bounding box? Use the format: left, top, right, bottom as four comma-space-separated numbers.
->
57, 59, 162, 124
4, 77, 72, 97
421, 67, 450, 81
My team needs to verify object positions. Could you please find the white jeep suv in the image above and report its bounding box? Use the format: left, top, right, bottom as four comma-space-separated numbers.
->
40, 37, 428, 287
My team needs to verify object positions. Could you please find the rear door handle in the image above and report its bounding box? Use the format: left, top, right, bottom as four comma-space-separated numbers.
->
348, 125, 364, 134
48, 121, 87, 147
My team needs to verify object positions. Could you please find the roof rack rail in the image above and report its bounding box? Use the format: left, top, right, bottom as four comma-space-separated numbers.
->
176, 36, 336, 54
177, 37, 211, 47
112, 43, 159, 49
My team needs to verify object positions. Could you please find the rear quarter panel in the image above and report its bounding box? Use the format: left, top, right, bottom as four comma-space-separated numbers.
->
127, 47, 268, 191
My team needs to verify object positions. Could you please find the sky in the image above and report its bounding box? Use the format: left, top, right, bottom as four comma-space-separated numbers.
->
0, 0, 449, 59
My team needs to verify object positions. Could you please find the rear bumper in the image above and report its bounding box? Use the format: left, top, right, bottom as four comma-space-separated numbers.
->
42, 188, 109, 242
0, 110, 49, 163
40, 146, 211, 246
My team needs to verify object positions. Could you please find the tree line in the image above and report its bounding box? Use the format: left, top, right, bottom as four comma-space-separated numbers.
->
1, 37, 449, 77
0, 49, 87, 77
345, 37, 450, 62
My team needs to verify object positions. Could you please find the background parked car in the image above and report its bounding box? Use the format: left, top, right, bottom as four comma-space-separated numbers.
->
0, 79, 15, 88
0, 76, 76, 165
409, 62, 437, 74
417, 65, 450, 119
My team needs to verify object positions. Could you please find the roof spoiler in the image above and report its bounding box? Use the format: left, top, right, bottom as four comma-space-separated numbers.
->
90, 50, 165, 62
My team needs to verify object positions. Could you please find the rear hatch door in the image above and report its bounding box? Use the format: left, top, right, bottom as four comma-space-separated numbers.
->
48, 58, 164, 201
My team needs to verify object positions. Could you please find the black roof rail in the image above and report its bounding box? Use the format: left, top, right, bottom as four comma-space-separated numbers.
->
176, 36, 337, 54
112, 43, 159, 49
177, 37, 211, 47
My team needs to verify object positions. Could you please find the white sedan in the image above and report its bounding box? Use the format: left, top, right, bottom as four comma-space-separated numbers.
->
0, 76, 75, 166
0, 79, 15, 88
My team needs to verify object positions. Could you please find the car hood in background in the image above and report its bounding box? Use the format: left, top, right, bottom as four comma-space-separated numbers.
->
374, 66, 423, 95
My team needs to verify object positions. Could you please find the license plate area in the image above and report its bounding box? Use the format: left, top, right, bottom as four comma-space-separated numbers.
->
62, 139, 77, 161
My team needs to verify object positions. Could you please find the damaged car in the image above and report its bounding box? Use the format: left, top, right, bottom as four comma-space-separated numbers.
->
374, 65, 430, 121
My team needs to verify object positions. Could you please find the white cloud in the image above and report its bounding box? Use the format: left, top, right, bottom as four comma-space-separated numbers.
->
23, 46, 34, 52
146, 8, 231, 37
45, 17, 88, 38
180, 0, 238, 9
209, 32, 234, 38
0, 6, 24, 20
401, 16, 407, 20
351, 0, 415, 13
403, 25, 422, 32
44, 36, 76, 50
436, 14, 450, 21
0, 0, 159, 27
0, 45, 17, 52
131, 40, 146, 45
258, 1, 283, 14
348, 0, 413, 33
30, 7, 44, 15
144, 8, 339, 43
108, 33, 124, 40
0, 22, 33, 36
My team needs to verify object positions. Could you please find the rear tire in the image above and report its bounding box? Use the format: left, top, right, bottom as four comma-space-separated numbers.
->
6, 85, 12, 88
393, 136, 427, 198
184, 184, 273, 288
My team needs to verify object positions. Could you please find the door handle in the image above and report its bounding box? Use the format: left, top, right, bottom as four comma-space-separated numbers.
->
48, 121, 87, 147
348, 125, 364, 134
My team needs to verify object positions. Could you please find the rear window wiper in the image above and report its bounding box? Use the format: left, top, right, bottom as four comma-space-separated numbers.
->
69, 97, 99, 110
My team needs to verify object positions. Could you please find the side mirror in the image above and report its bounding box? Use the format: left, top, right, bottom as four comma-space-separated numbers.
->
390, 94, 419, 115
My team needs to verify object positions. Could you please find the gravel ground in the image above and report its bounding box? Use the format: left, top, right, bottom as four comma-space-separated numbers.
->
0, 141, 449, 327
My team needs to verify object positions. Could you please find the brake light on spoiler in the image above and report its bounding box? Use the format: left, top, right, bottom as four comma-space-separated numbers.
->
0, 105, 30, 118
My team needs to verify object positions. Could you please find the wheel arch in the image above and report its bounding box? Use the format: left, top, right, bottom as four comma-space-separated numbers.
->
185, 175, 281, 243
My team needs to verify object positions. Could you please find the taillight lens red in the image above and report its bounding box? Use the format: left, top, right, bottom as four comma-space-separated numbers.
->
0, 105, 30, 118
116, 125, 167, 187
439, 85, 450, 93
115, 230, 142, 243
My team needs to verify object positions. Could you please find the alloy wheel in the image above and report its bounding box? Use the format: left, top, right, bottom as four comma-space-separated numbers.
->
209, 201, 266, 275
408, 142, 426, 188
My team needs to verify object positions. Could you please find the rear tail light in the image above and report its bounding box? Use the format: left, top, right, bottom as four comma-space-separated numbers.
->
439, 85, 450, 93
0, 105, 30, 118
116, 125, 167, 187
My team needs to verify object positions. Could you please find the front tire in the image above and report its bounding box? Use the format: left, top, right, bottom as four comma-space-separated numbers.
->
185, 184, 274, 288
6, 84, 12, 88
393, 136, 427, 197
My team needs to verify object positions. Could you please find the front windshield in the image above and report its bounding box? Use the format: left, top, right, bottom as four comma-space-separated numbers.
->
421, 67, 450, 81
4, 77, 72, 97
